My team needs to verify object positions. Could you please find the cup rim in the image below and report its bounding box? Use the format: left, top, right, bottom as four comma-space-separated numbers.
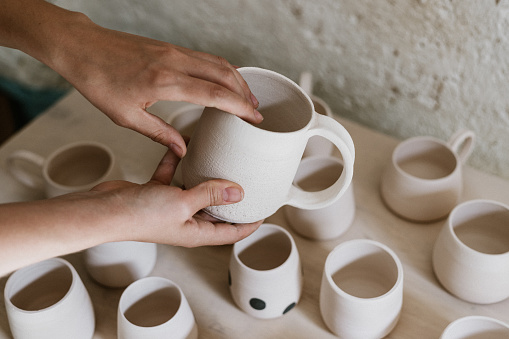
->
4, 258, 77, 313
392, 135, 460, 183
324, 239, 404, 302
447, 199, 509, 257
441, 315, 509, 338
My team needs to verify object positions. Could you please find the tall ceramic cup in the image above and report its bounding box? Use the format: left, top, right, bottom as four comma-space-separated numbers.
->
6, 141, 123, 198
320, 239, 404, 338
182, 67, 355, 223
441, 316, 509, 339
4, 258, 95, 339
380, 129, 475, 222
432, 199, 509, 304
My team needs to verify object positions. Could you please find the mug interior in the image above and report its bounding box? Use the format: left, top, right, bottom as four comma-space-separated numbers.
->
395, 139, 457, 180
451, 201, 509, 255
242, 70, 313, 133
47, 145, 112, 187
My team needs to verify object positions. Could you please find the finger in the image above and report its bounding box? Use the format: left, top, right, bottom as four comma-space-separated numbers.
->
185, 219, 263, 247
150, 149, 180, 185
183, 179, 244, 215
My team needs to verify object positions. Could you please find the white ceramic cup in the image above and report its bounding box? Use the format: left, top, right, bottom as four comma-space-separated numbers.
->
83, 241, 157, 288
117, 276, 198, 339
6, 140, 123, 198
299, 71, 335, 158
182, 67, 355, 223
441, 316, 509, 339
4, 258, 95, 339
320, 239, 404, 339
380, 129, 475, 222
432, 199, 509, 304
228, 223, 302, 319
284, 155, 355, 240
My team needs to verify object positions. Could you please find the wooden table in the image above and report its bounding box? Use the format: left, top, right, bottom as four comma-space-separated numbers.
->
0, 90, 508, 338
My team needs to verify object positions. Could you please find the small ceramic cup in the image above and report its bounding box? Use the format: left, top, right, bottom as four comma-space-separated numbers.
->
380, 129, 475, 222
228, 223, 302, 319
441, 316, 509, 339
83, 241, 157, 288
4, 258, 95, 339
182, 67, 355, 223
320, 239, 404, 339
298, 71, 335, 158
6, 140, 123, 198
432, 199, 509, 304
284, 155, 355, 240
118, 277, 198, 339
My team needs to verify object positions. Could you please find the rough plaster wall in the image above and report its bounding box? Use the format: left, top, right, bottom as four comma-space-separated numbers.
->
1, 0, 508, 180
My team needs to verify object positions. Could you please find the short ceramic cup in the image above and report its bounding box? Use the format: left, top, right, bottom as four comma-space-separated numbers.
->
6, 140, 123, 198
298, 71, 335, 158
117, 276, 198, 339
4, 258, 95, 339
441, 316, 509, 339
432, 199, 509, 304
320, 239, 404, 339
228, 223, 302, 319
380, 129, 475, 222
83, 241, 157, 288
182, 67, 355, 223
284, 155, 355, 240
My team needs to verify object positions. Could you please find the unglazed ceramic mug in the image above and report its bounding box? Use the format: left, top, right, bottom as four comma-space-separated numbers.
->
441, 316, 509, 339
228, 223, 302, 319
182, 67, 355, 223
83, 241, 157, 288
299, 71, 335, 158
4, 258, 95, 339
6, 140, 123, 198
118, 277, 198, 339
380, 129, 475, 222
284, 155, 355, 240
432, 199, 509, 304
320, 239, 404, 338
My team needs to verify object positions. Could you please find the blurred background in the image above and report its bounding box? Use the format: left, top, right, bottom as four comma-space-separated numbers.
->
1, 0, 508, 180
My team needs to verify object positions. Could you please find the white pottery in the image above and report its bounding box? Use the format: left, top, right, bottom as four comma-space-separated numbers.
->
298, 71, 335, 158
441, 316, 509, 339
380, 129, 475, 222
182, 67, 355, 223
320, 239, 404, 339
4, 258, 95, 339
117, 276, 198, 339
228, 223, 302, 319
6, 140, 123, 198
84, 241, 157, 288
284, 155, 355, 240
432, 199, 509, 304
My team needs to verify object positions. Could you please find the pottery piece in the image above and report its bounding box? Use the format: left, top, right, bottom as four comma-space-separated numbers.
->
298, 71, 335, 158
117, 277, 198, 339
182, 67, 355, 223
228, 223, 302, 319
380, 129, 475, 222
284, 155, 355, 240
6, 140, 122, 198
432, 199, 509, 304
4, 258, 95, 339
441, 316, 509, 339
84, 241, 157, 288
320, 239, 403, 339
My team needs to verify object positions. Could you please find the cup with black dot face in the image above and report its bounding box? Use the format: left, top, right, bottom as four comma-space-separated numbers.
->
228, 223, 302, 319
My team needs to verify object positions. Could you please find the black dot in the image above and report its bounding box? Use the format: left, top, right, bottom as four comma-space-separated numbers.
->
249, 298, 266, 310
283, 302, 296, 314
228, 270, 231, 286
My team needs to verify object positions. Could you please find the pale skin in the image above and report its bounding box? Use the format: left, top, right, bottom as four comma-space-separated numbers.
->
0, 0, 264, 276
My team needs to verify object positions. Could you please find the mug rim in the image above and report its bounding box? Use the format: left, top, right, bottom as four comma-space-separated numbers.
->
441, 315, 509, 337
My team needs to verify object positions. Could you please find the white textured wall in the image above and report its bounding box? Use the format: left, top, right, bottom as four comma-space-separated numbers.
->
1, 0, 508, 180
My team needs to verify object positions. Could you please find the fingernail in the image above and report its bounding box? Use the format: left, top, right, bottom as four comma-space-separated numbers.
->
223, 187, 243, 203
250, 92, 259, 108
170, 143, 184, 158
253, 109, 264, 123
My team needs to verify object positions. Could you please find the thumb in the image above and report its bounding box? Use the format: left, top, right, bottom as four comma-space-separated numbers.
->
184, 179, 244, 213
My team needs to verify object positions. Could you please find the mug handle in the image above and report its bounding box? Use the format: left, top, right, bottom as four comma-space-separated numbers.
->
286, 114, 355, 209
6, 150, 45, 189
447, 129, 475, 164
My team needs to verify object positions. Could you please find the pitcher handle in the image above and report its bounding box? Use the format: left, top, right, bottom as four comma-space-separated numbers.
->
447, 129, 475, 164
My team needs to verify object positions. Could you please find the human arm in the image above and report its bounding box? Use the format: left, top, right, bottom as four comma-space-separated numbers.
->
0, 149, 263, 277
0, 0, 261, 157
